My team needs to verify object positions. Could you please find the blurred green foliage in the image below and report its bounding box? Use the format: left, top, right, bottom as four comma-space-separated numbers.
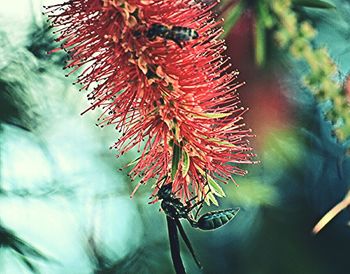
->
222, 0, 350, 143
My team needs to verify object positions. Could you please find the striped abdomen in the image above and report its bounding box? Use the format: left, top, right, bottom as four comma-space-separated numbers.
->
195, 208, 240, 230
169, 26, 199, 42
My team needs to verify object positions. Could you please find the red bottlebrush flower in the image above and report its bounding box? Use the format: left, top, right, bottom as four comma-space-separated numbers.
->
45, 0, 256, 203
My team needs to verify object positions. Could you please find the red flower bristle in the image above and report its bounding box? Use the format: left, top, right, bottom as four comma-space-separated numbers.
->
45, 0, 256, 202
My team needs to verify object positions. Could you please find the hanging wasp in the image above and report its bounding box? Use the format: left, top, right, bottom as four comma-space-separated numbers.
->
156, 183, 240, 271
158, 183, 239, 230
145, 23, 199, 48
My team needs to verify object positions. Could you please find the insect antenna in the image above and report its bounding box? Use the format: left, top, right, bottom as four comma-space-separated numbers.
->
148, 176, 168, 204
175, 218, 202, 269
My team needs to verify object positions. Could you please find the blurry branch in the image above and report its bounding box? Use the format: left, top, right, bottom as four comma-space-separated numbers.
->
221, 0, 350, 143
293, 0, 336, 9
0, 29, 67, 195
0, 78, 33, 131
0, 31, 46, 132
27, 0, 66, 68
222, 0, 245, 35
1, 184, 77, 198
0, 224, 49, 274
84, 199, 169, 274
26, 22, 67, 68
85, 231, 168, 274
312, 189, 350, 234
301, 127, 347, 180
85, 233, 113, 273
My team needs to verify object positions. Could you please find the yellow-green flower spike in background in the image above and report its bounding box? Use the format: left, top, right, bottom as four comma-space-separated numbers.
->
222, 0, 350, 144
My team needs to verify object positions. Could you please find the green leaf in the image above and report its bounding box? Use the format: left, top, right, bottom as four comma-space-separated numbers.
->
223, 0, 245, 37
182, 150, 190, 177
293, 0, 336, 9
204, 186, 219, 206
125, 150, 151, 168
171, 142, 182, 180
207, 138, 237, 147
207, 175, 226, 198
125, 154, 142, 167
174, 124, 181, 142
195, 165, 205, 176
255, 1, 266, 67
194, 166, 225, 204
259, 1, 274, 28
203, 112, 232, 119
191, 112, 232, 119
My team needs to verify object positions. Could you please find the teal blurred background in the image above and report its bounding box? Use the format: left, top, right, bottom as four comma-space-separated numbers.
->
1, 0, 350, 273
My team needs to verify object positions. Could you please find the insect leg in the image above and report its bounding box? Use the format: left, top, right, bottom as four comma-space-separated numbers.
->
184, 198, 202, 213
153, 176, 168, 192
184, 186, 211, 217
194, 200, 205, 220
175, 219, 202, 269
166, 216, 186, 274
185, 182, 211, 213
174, 39, 184, 48
193, 186, 211, 219
185, 195, 198, 206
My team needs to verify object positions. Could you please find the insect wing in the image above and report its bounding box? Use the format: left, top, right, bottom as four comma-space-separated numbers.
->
175, 219, 202, 269
166, 216, 186, 274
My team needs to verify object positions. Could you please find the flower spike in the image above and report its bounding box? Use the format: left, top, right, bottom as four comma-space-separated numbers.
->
45, 0, 256, 202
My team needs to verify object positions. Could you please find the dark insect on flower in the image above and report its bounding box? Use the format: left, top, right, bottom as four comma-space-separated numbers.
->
158, 183, 239, 230
146, 23, 199, 48
156, 183, 239, 269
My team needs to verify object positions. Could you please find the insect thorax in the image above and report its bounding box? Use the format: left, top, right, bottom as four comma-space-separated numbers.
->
146, 24, 169, 40
161, 199, 188, 219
